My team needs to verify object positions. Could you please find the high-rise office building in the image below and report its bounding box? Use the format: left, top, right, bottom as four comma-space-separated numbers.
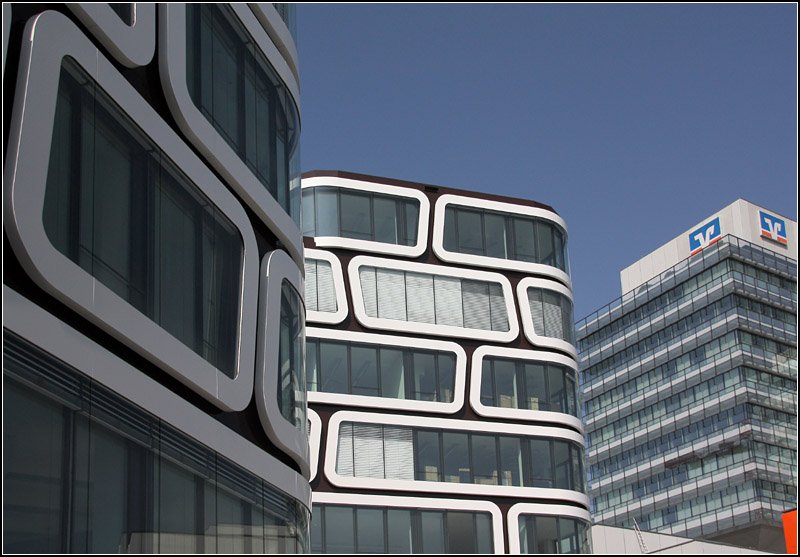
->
578, 200, 797, 553
3, 4, 311, 552
301, 170, 589, 554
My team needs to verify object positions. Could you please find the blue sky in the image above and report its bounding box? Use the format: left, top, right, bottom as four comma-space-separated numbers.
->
296, 4, 797, 319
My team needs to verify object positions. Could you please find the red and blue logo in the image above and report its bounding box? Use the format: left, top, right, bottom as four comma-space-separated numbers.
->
689, 217, 721, 256
759, 211, 788, 245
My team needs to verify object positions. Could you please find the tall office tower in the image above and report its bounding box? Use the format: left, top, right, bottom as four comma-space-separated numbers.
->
578, 200, 797, 552
3, 4, 311, 552
301, 170, 588, 554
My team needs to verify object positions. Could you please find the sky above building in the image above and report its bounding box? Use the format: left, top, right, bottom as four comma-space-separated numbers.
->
296, 3, 797, 319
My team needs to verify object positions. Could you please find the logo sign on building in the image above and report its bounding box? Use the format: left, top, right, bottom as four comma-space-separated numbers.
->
689, 217, 721, 256
759, 211, 788, 246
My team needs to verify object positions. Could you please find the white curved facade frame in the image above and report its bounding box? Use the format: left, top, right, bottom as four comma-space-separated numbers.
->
302, 176, 430, 258
4, 286, 312, 511
506, 503, 592, 554
470, 345, 583, 431
432, 193, 572, 287
312, 492, 506, 554
248, 3, 299, 83
324, 411, 588, 505
348, 256, 520, 343
308, 409, 322, 481
517, 277, 578, 359
307, 327, 467, 414
3, 11, 259, 413
256, 250, 310, 478
305, 248, 349, 325
67, 3, 155, 67
158, 4, 303, 266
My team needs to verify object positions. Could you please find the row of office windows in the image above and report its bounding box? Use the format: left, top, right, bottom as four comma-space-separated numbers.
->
310, 505, 494, 554
443, 205, 569, 273
187, 4, 300, 222
3, 334, 308, 554
584, 328, 796, 416
306, 338, 456, 402
44, 59, 243, 378
336, 423, 585, 491
359, 267, 510, 332
595, 440, 796, 513
583, 292, 786, 380
590, 402, 795, 480
589, 364, 773, 446
301, 186, 420, 246
480, 358, 578, 416
278, 281, 307, 429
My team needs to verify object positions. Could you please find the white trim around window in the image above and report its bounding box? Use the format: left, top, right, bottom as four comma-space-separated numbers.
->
158, 3, 303, 266
348, 256, 520, 343
302, 176, 430, 258
432, 193, 572, 287
307, 327, 467, 414
247, 3, 299, 84
312, 492, 506, 555
256, 249, 310, 478
470, 345, 583, 431
67, 3, 155, 67
324, 411, 588, 505
305, 248, 348, 325
3, 11, 259, 413
308, 409, 322, 481
506, 503, 592, 554
517, 277, 578, 359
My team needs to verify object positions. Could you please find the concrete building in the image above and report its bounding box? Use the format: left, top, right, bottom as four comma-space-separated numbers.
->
3, 4, 311, 552
301, 170, 588, 553
577, 200, 797, 553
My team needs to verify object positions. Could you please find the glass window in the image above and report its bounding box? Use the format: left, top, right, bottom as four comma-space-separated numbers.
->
471, 435, 498, 485
456, 209, 484, 255
553, 441, 571, 490
413, 352, 437, 401
525, 363, 547, 411
530, 439, 553, 487
499, 436, 523, 486
356, 508, 384, 553
373, 196, 398, 244
186, 5, 300, 222
387, 509, 412, 553
442, 433, 470, 483
514, 218, 537, 263
325, 506, 355, 554
278, 281, 306, 429
415, 431, 441, 482
350, 346, 379, 396
43, 60, 242, 379
306, 339, 319, 392
535, 516, 558, 554
537, 221, 555, 267
379, 348, 405, 399
475, 513, 494, 554
301, 189, 316, 236
493, 359, 518, 408
480, 360, 495, 406
447, 512, 479, 554
420, 511, 445, 554
315, 188, 339, 236
319, 342, 348, 394
401, 201, 420, 246
443, 207, 457, 251
437, 354, 456, 403
548, 365, 565, 414
340, 191, 372, 240
484, 213, 508, 259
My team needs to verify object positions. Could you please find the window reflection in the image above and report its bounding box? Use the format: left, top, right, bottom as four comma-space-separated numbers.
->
481, 357, 578, 416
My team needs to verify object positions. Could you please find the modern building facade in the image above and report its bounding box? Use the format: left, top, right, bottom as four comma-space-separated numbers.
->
3, 4, 312, 552
301, 170, 590, 553
577, 200, 797, 553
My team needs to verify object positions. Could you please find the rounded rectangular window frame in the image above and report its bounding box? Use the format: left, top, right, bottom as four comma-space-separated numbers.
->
312, 492, 506, 555
305, 248, 349, 325
307, 327, 467, 414
517, 277, 577, 358
309, 408, 322, 481
256, 249, 310, 478
470, 345, 582, 431
348, 256, 520, 343
3, 11, 259, 413
158, 3, 303, 266
302, 176, 430, 258
247, 3, 300, 84
325, 411, 588, 504
507, 503, 591, 554
433, 194, 571, 287
67, 3, 155, 67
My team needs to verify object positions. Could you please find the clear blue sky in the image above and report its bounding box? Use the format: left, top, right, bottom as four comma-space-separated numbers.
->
296, 4, 797, 320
